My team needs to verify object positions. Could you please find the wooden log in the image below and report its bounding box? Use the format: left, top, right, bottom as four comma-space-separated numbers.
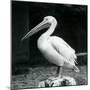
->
38, 76, 76, 87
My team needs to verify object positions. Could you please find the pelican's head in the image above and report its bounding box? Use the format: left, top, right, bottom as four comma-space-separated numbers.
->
44, 16, 57, 24
21, 16, 57, 40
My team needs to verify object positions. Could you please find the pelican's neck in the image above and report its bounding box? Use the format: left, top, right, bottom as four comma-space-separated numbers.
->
37, 21, 57, 49
43, 22, 57, 37
38, 21, 57, 45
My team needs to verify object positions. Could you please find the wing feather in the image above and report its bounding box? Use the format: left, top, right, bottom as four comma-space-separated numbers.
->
50, 36, 77, 65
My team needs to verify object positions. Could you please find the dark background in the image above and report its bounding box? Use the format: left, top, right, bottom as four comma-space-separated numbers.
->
12, 1, 87, 68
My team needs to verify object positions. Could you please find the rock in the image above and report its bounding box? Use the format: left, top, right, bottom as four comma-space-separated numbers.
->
38, 76, 76, 87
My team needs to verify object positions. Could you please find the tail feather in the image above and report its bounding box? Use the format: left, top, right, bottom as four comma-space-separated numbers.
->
73, 66, 80, 72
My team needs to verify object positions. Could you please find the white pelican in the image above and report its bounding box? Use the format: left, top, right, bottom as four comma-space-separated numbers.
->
22, 16, 80, 78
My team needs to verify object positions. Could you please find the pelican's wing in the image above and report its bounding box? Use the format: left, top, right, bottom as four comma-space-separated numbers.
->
50, 36, 77, 65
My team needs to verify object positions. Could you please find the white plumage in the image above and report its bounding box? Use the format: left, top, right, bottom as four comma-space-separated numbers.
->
22, 16, 79, 78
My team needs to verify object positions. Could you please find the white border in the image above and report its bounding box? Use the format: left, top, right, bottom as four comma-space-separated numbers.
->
14, 0, 88, 5
0, 0, 89, 90
0, 0, 10, 90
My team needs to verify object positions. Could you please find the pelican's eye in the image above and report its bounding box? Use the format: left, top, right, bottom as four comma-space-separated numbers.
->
44, 17, 48, 21
45, 18, 48, 21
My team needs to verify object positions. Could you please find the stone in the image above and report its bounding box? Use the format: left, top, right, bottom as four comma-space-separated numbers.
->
38, 76, 76, 87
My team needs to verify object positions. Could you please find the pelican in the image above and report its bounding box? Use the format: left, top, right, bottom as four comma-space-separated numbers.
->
21, 16, 80, 78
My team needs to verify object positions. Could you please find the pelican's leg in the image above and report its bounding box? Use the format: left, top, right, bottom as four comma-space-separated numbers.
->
56, 66, 62, 78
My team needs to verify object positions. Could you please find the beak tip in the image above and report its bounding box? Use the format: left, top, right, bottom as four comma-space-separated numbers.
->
21, 37, 24, 41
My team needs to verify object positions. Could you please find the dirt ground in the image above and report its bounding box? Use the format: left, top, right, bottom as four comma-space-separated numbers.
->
11, 65, 87, 89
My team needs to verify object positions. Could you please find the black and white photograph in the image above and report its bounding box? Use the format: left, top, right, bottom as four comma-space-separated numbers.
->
11, 0, 87, 89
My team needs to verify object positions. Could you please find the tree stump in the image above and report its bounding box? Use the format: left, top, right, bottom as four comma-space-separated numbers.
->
38, 76, 76, 87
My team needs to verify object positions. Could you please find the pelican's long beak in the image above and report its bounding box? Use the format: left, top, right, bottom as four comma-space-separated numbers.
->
21, 20, 50, 41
